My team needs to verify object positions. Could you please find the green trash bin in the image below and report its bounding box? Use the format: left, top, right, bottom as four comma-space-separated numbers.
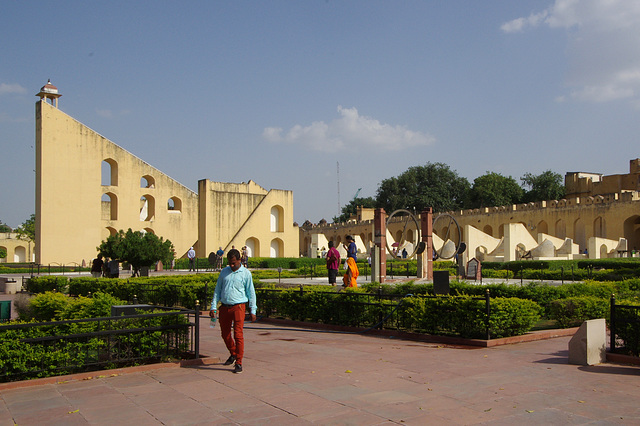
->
0, 300, 11, 322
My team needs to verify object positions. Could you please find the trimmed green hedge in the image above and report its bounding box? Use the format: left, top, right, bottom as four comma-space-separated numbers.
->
256, 286, 541, 339
548, 296, 610, 328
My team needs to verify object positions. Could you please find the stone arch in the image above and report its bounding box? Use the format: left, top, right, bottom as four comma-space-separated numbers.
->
537, 220, 548, 235
140, 175, 155, 189
498, 223, 506, 238
600, 244, 608, 258
245, 237, 260, 257
270, 238, 284, 258
395, 230, 403, 243
140, 195, 155, 221
303, 237, 309, 256
101, 158, 118, 186
14, 246, 26, 262
574, 218, 586, 251
483, 225, 493, 236
623, 215, 640, 253
555, 219, 566, 239
594, 216, 606, 238
168, 196, 182, 212
359, 233, 367, 247
0, 246, 6, 263
143, 228, 155, 235
270, 205, 284, 232
102, 227, 117, 241
101, 192, 118, 220
475, 245, 487, 261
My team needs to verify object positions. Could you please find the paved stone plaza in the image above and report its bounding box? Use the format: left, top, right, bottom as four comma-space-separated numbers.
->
1, 314, 639, 425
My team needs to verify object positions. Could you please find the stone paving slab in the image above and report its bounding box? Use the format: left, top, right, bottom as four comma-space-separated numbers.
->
1, 317, 640, 425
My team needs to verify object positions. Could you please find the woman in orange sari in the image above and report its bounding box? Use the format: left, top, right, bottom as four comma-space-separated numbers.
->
342, 235, 359, 287
342, 257, 359, 287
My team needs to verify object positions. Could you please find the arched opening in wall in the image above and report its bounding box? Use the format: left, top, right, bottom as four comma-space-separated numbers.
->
498, 224, 505, 239
167, 197, 182, 212
368, 232, 373, 245
555, 219, 566, 239
143, 228, 154, 235
303, 237, 309, 256
574, 218, 586, 252
600, 244, 609, 259
101, 193, 118, 220
270, 238, 284, 258
245, 237, 259, 257
140, 175, 155, 189
270, 205, 284, 232
483, 225, 493, 236
140, 195, 155, 221
476, 246, 487, 261
359, 233, 366, 248
14, 246, 26, 263
0, 246, 7, 263
594, 217, 606, 238
537, 221, 548, 235
101, 159, 118, 186
102, 227, 116, 241
395, 230, 403, 243
623, 215, 640, 254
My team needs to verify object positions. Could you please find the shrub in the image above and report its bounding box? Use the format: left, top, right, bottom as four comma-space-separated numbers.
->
548, 296, 609, 328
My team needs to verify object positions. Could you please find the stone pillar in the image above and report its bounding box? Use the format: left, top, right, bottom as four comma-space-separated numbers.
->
373, 208, 386, 283
418, 208, 433, 280
568, 318, 607, 365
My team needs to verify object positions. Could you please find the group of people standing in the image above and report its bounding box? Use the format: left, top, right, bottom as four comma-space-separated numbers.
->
325, 235, 359, 288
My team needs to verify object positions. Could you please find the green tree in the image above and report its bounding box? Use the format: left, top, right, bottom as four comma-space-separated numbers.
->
333, 196, 377, 223
376, 163, 470, 213
521, 170, 566, 202
0, 221, 11, 233
468, 172, 524, 208
97, 229, 174, 276
0, 247, 6, 259
16, 214, 35, 242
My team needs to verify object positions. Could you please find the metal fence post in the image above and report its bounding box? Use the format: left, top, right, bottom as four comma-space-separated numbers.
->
610, 294, 616, 353
485, 289, 491, 340
195, 301, 200, 359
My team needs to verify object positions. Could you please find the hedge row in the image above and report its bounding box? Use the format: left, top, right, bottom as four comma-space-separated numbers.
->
256, 286, 541, 339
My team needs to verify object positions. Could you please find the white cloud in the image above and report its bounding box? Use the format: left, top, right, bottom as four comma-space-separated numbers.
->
502, 0, 640, 104
263, 106, 435, 153
0, 83, 27, 95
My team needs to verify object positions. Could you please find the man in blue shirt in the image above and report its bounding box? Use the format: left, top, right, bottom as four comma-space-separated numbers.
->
210, 248, 257, 374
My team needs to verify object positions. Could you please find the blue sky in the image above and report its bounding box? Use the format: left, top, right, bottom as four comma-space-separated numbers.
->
1, 1, 639, 229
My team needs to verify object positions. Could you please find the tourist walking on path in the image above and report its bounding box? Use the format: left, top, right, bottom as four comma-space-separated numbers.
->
325, 241, 340, 286
187, 247, 196, 271
342, 235, 359, 287
91, 255, 104, 278
209, 249, 257, 374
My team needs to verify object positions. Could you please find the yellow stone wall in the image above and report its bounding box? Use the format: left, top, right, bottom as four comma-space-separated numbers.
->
0, 233, 34, 263
34, 100, 298, 265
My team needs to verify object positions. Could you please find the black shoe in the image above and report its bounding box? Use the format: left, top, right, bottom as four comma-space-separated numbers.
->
234, 364, 243, 374
224, 355, 236, 366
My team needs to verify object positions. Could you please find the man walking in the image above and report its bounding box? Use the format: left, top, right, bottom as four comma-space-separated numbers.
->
210, 249, 257, 373
187, 246, 196, 272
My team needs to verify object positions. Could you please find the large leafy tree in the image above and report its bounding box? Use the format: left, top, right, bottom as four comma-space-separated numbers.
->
0, 221, 11, 233
521, 170, 566, 202
376, 163, 470, 213
16, 214, 35, 242
97, 229, 174, 276
333, 196, 377, 223
468, 172, 524, 208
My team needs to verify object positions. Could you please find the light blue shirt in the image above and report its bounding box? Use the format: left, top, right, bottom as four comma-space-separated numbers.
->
211, 265, 257, 315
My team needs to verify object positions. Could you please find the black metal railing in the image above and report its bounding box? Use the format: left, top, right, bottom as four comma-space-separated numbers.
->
0, 306, 200, 383
609, 295, 640, 356
256, 287, 491, 339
